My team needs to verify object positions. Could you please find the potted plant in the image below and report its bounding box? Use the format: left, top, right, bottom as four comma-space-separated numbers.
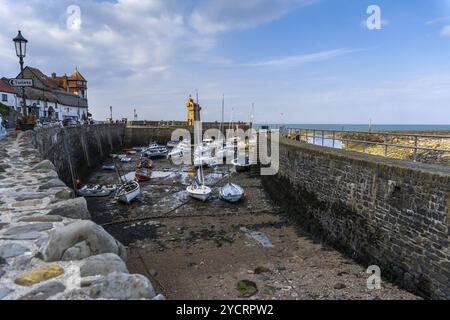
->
19, 114, 36, 131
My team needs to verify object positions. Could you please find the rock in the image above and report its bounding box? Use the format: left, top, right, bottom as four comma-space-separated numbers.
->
32, 160, 56, 171
3, 223, 53, 236
14, 265, 65, 286
0, 164, 10, 172
0, 287, 13, 300
47, 198, 91, 220
19, 215, 63, 223
14, 193, 49, 201
55, 188, 74, 200
257, 274, 271, 282
41, 220, 126, 262
2, 231, 42, 240
50, 289, 93, 300
0, 243, 29, 258
38, 179, 66, 191
152, 294, 166, 300
18, 281, 66, 300
148, 268, 158, 277
0, 256, 7, 265
35, 237, 49, 249
80, 253, 128, 277
11, 198, 47, 208
12, 254, 33, 270
62, 241, 91, 261
237, 280, 258, 297
0, 223, 9, 230
334, 283, 347, 290
20, 149, 39, 158
88, 272, 156, 300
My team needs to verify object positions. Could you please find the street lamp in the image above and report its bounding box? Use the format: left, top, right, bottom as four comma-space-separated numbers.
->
13, 30, 28, 117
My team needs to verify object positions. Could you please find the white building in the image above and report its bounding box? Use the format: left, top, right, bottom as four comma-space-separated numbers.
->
13, 66, 89, 121
0, 79, 19, 109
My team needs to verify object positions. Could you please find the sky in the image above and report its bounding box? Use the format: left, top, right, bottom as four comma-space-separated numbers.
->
1, 0, 450, 124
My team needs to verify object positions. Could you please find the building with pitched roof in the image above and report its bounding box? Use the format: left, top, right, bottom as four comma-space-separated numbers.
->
13, 66, 89, 120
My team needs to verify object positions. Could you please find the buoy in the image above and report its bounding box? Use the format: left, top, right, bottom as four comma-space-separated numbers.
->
243, 192, 249, 201
15, 122, 20, 131
75, 179, 81, 186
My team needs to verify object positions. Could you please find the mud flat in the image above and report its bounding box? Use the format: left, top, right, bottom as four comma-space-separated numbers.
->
85, 154, 418, 300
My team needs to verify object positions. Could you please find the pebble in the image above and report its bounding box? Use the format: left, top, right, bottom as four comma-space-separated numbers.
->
18, 282, 66, 300
334, 283, 347, 290
148, 268, 158, 277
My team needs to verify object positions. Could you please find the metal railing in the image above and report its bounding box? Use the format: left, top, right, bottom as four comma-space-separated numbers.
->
280, 128, 450, 163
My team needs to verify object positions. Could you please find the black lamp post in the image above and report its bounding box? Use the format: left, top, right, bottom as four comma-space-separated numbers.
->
13, 30, 28, 117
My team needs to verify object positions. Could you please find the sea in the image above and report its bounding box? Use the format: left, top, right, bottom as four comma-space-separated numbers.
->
255, 124, 450, 132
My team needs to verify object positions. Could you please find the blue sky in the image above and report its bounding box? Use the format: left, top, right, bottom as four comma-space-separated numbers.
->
1, 0, 450, 124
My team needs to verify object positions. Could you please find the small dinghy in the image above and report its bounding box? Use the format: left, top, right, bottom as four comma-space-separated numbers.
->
102, 165, 115, 171
115, 180, 140, 204
120, 157, 132, 163
232, 157, 251, 172
186, 169, 211, 202
117, 154, 127, 159
135, 168, 151, 182
76, 184, 114, 197
220, 183, 245, 203
143, 145, 168, 158
137, 158, 154, 169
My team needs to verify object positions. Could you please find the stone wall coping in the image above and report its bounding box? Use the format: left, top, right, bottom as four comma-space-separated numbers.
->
280, 137, 450, 178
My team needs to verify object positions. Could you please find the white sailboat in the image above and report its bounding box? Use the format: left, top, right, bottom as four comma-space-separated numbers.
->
186, 168, 212, 202
187, 93, 212, 202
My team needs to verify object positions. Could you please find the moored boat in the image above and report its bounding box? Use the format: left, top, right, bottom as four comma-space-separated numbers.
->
137, 158, 154, 169
135, 168, 151, 182
76, 184, 116, 197
220, 183, 244, 203
115, 180, 140, 204
120, 157, 132, 163
102, 164, 115, 171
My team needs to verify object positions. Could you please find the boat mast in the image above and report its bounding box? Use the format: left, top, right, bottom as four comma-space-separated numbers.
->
196, 93, 205, 185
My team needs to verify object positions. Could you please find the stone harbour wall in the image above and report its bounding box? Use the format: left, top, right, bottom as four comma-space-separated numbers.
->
0, 132, 162, 300
263, 138, 450, 299
30, 124, 125, 186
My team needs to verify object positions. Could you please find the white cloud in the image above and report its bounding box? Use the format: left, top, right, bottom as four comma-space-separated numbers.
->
189, 0, 315, 34
441, 25, 450, 36
245, 49, 354, 68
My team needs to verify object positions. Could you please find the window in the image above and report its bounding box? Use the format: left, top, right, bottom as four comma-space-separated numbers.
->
1, 94, 7, 102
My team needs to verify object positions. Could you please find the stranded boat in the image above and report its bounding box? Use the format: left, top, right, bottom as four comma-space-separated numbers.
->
135, 168, 151, 182
187, 175, 212, 202
76, 184, 118, 197
115, 180, 140, 204
220, 183, 244, 203
137, 158, 154, 169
